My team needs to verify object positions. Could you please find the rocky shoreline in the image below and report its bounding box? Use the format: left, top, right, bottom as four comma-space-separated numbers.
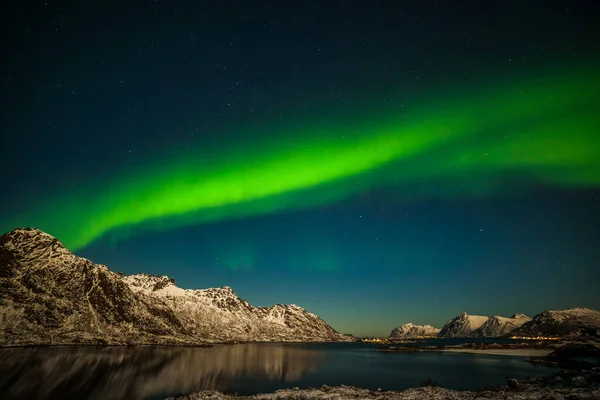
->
378, 341, 600, 365
376, 340, 560, 354
166, 368, 600, 399
164, 343, 600, 399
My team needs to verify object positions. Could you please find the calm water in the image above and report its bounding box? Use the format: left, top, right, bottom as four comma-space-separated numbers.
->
0, 342, 557, 400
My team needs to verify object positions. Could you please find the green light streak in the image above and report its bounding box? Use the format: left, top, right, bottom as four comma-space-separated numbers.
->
3, 67, 599, 250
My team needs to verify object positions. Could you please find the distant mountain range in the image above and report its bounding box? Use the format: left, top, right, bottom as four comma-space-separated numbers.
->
2, 228, 599, 345
389, 323, 440, 338
0, 228, 349, 346
390, 309, 600, 339
439, 312, 532, 338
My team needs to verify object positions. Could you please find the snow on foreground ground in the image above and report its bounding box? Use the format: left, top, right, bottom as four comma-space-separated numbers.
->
165, 384, 600, 400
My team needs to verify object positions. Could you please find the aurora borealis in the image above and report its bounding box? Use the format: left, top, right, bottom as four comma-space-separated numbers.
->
1, 1, 599, 336
3, 69, 599, 251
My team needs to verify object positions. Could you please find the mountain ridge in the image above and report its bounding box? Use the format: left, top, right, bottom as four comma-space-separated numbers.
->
433, 309, 599, 338
0, 228, 348, 346
512, 308, 600, 338
471, 314, 532, 337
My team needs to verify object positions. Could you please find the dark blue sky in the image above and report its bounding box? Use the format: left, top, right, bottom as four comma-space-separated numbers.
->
1, 0, 599, 336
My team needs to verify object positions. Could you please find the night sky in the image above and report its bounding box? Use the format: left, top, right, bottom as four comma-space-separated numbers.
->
1, 1, 599, 337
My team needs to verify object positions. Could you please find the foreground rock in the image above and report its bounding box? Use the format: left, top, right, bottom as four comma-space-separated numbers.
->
0, 228, 348, 346
166, 368, 600, 399
389, 323, 440, 338
539, 343, 600, 368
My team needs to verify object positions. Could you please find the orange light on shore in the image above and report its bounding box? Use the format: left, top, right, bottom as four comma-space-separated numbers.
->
360, 338, 387, 343
509, 336, 561, 340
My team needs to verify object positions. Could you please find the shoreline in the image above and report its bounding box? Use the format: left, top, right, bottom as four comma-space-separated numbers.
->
439, 348, 553, 357
0, 343, 215, 349
376, 342, 560, 356
0, 339, 355, 349
165, 368, 600, 399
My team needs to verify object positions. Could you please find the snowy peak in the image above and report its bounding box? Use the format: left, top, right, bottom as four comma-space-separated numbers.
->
512, 308, 600, 338
438, 312, 489, 337
471, 314, 532, 337
389, 323, 440, 338
439, 312, 534, 337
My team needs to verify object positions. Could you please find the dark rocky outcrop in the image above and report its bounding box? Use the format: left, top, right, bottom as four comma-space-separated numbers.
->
545, 343, 600, 368
512, 308, 600, 338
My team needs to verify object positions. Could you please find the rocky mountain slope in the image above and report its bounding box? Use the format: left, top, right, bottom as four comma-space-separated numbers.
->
0, 228, 347, 346
438, 312, 489, 337
512, 308, 600, 338
471, 313, 532, 337
389, 323, 440, 338
121, 274, 345, 342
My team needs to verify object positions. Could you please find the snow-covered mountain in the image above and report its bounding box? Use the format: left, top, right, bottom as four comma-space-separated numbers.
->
389, 323, 440, 338
121, 273, 346, 342
471, 313, 531, 337
438, 312, 489, 337
0, 228, 348, 345
511, 308, 600, 338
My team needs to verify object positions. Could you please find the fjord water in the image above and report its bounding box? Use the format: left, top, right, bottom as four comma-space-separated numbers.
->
0, 342, 557, 400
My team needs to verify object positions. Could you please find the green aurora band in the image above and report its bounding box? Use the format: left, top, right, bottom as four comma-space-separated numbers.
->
4, 68, 600, 250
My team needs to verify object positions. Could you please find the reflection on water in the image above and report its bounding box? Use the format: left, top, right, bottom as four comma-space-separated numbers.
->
0, 343, 558, 400
0, 344, 323, 400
